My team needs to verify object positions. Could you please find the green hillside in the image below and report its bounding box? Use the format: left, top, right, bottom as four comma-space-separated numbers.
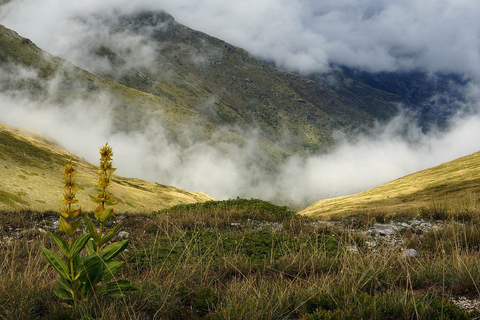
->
0, 123, 212, 212
300, 151, 480, 218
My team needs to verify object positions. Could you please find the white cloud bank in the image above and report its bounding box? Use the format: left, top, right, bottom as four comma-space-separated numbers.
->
2, 0, 480, 76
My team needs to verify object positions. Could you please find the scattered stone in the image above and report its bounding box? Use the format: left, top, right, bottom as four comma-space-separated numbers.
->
401, 249, 418, 258
118, 231, 130, 239
346, 245, 359, 254
452, 297, 480, 313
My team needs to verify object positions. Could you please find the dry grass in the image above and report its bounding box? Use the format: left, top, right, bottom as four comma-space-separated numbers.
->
0, 123, 213, 213
1, 200, 479, 319
301, 151, 480, 219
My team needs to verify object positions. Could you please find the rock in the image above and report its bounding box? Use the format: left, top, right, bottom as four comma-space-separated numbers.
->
402, 249, 418, 258
118, 231, 130, 239
375, 224, 398, 236
346, 245, 359, 254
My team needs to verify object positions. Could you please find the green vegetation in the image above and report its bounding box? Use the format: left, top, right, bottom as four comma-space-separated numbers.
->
41, 146, 135, 311
2, 199, 480, 318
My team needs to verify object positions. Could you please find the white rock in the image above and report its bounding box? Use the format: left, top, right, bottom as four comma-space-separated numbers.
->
402, 249, 418, 258
346, 245, 359, 254
118, 231, 130, 239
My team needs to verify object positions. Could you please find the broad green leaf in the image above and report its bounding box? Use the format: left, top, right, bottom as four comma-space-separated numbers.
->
54, 288, 72, 300
57, 277, 74, 296
85, 239, 97, 256
101, 261, 124, 282
69, 233, 91, 259
98, 208, 113, 223
100, 222, 123, 246
59, 216, 73, 236
80, 255, 104, 292
85, 216, 99, 242
73, 255, 84, 280
47, 231, 69, 257
100, 239, 128, 261
42, 247, 70, 280
71, 218, 82, 234
100, 280, 137, 297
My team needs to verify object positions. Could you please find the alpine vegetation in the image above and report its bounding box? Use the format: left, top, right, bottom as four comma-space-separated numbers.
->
41, 143, 136, 311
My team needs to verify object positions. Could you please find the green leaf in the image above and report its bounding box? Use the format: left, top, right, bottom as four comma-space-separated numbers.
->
100, 280, 137, 297
42, 247, 70, 280
89, 194, 102, 204
72, 255, 84, 280
71, 218, 82, 234
54, 288, 73, 300
85, 239, 96, 256
100, 222, 123, 246
47, 231, 69, 257
80, 255, 104, 292
102, 261, 124, 282
85, 216, 99, 242
69, 233, 91, 259
98, 208, 114, 223
100, 239, 128, 261
59, 216, 73, 236
104, 199, 118, 206
57, 277, 74, 296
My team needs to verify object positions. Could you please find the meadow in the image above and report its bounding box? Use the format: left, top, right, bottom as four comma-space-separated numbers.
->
1, 198, 480, 319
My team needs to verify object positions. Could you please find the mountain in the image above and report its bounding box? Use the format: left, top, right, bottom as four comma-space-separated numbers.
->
0, 123, 213, 212
0, 10, 401, 159
299, 150, 480, 218
82, 11, 401, 153
332, 66, 470, 131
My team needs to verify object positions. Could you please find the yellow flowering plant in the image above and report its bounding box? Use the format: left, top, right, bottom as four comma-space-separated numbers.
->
42, 144, 136, 309
41, 159, 90, 308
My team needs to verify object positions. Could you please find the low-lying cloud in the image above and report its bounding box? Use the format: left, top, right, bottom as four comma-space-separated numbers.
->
1, 63, 480, 209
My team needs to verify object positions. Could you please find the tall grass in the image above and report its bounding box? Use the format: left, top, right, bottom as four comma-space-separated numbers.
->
1, 199, 479, 319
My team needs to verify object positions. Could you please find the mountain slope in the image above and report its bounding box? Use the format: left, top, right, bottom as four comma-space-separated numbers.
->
0, 10, 401, 158
86, 11, 400, 153
300, 151, 480, 218
0, 123, 213, 212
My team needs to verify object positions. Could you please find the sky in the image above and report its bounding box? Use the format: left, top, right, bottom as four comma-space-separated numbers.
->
2, 0, 480, 76
1, 0, 480, 207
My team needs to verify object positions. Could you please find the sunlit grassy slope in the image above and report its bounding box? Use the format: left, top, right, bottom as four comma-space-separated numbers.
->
300, 151, 480, 218
0, 123, 213, 212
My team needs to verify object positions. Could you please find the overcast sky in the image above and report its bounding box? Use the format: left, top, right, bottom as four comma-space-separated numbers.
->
1, 0, 480, 76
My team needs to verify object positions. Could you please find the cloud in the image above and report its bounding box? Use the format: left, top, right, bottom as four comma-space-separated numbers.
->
2, 0, 480, 76
2, 62, 480, 210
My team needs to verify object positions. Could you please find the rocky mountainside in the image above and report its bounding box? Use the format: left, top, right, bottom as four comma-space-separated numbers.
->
0, 11, 401, 160
82, 11, 401, 153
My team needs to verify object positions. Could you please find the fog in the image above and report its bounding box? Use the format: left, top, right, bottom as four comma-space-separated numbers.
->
1, 1, 480, 208
1, 65, 480, 208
